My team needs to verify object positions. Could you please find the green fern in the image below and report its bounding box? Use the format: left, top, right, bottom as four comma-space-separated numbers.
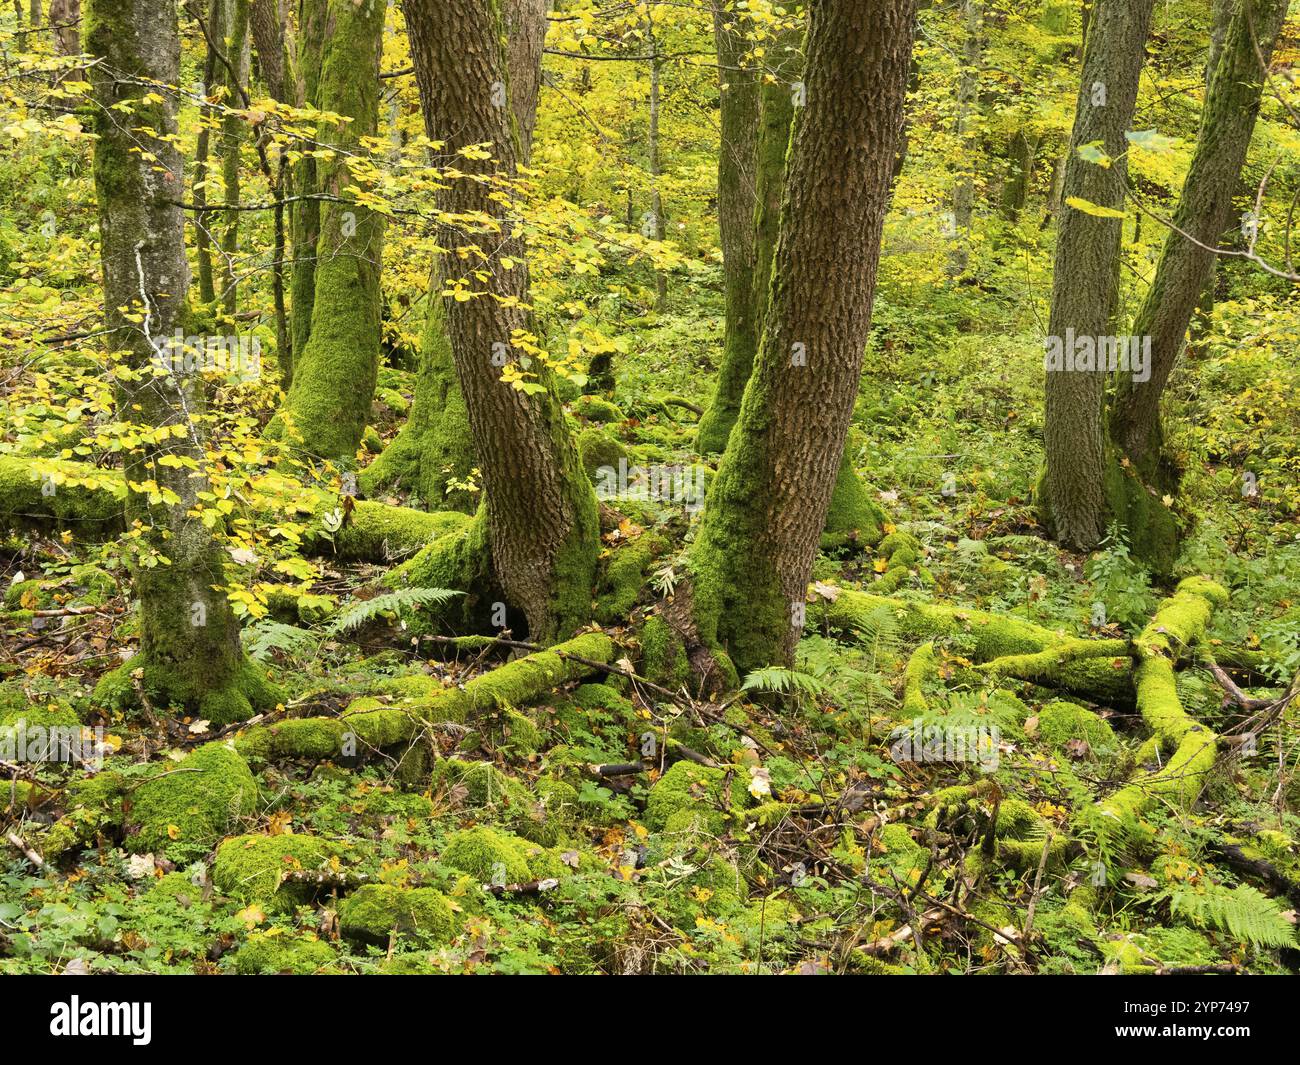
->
1167, 883, 1299, 949
741, 666, 830, 699
325, 587, 463, 636
245, 620, 317, 663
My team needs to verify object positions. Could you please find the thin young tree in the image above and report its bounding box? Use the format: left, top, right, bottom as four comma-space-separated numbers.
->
85, 0, 279, 722
1039, 0, 1155, 551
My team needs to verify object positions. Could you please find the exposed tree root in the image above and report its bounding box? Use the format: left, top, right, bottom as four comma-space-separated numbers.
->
235, 632, 615, 764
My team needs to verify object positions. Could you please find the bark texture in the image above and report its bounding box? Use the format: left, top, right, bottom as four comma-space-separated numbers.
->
681, 0, 918, 680
694, 1, 760, 455
1040, 0, 1154, 551
1109, 0, 1288, 470
403, 0, 599, 641
273, 0, 386, 464
84, 0, 278, 723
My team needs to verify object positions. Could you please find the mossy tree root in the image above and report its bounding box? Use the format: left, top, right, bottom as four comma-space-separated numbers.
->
815, 586, 1135, 707
234, 632, 616, 764
1087, 577, 1228, 831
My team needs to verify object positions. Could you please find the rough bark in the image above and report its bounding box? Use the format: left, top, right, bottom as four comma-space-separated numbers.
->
403, 0, 599, 641
272, 0, 386, 464
365, 0, 549, 502
288, 0, 327, 364
1039, 0, 1154, 551
83, 0, 279, 723
1108, 0, 1288, 470
192, 0, 223, 306
248, 0, 286, 100
946, 0, 981, 277
678, 0, 918, 682
504, 0, 548, 165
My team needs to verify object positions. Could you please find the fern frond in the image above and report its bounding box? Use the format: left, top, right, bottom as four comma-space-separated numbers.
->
741, 666, 830, 699
245, 620, 316, 662
1169, 883, 1299, 949
326, 587, 463, 635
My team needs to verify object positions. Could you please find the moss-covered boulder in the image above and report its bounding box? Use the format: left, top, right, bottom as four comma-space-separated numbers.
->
126, 742, 257, 861
213, 833, 345, 910
441, 826, 562, 883
1037, 700, 1116, 755
644, 761, 753, 836
337, 884, 459, 945
234, 931, 338, 975
572, 394, 623, 424
577, 426, 628, 480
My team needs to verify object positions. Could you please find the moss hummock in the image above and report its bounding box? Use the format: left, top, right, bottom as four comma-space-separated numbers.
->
213, 833, 345, 910
337, 884, 459, 945
126, 742, 257, 860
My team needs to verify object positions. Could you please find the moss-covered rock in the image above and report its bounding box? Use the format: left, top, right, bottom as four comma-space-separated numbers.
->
572, 395, 623, 424
126, 742, 257, 860
213, 833, 345, 910
645, 761, 753, 836
577, 426, 629, 479
337, 884, 459, 945
234, 931, 338, 974
1037, 700, 1116, 754
441, 826, 559, 883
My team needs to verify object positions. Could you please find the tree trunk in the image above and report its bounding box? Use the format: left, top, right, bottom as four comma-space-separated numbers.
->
1109, 0, 1288, 471
48, 0, 82, 83
946, 0, 981, 278
288, 0, 327, 365
646, 9, 668, 306
676, 0, 917, 683
403, 0, 599, 641
1039, 0, 1154, 552
217, 0, 251, 316
192, 0, 222, 306
694, 0, 760, 454
248, 0, 292, 381
84, 0, 279, 723
366, 0, 550, 503
504, 0, 547, 165
273, 0, 385, 464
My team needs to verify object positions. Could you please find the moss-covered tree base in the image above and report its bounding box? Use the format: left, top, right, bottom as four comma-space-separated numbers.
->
93, 653, 283, 726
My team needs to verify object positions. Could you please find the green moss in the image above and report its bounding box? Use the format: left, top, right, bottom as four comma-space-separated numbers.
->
127, 742, 258, 860
572, 395, 623, 424
386, 508, 494, 628
821, 441, 886, 552
639, 615, 690, 689
93, 653, 283, 727
337, 884, 459, 945
577, 426, 629, 479
213, 833, 344, 910
1037, 700, 1116, 754
0, 455, 127, 536
441, 826, 550, 883
234, 931, 338, 974
645, 761, 753, 835
266, 0, 386, 464
262, 584, 336, 624
594, 534, 665, 624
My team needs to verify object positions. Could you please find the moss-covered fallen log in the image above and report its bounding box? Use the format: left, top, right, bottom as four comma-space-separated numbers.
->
235, 631, 616, 763
1088, 578, 1228, 830
814, 585, 1135, 706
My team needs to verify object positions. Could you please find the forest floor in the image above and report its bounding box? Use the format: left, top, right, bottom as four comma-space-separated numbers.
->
3, 288, 1300, 975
